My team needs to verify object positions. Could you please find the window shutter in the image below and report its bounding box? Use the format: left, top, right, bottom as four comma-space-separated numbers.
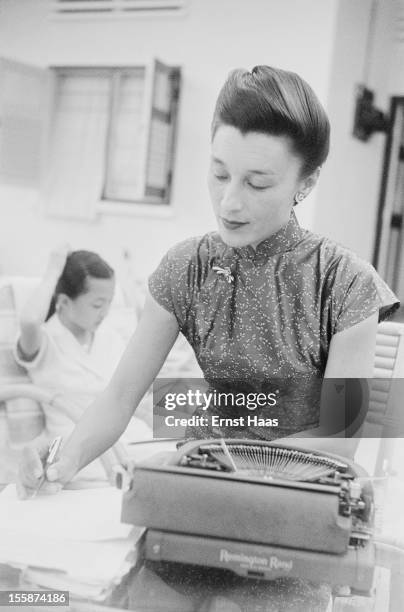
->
0, 57, 48, 188
144, 59, 181, 204
43, 70, 111, 220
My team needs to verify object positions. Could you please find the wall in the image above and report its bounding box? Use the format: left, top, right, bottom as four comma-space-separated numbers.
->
0, 0, 339, 278
388, 0, 404, 95
313, 0, 396, 262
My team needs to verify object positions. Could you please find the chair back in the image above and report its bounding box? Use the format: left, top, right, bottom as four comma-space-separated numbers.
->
356, 321, 404, 476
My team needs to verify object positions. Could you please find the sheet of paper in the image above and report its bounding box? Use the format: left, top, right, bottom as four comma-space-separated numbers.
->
0, 535, 138, 581
0, 484, 133, 540
22, 568, 113, 601
0, 484, 143, 594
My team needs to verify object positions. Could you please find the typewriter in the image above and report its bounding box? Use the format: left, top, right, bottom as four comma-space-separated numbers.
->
121, 439, 375, 593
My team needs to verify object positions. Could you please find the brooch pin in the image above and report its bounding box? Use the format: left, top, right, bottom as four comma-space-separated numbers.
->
212, 265, 234, 284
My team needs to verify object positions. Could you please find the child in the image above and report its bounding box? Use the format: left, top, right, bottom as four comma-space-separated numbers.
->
14, 245, 151, 478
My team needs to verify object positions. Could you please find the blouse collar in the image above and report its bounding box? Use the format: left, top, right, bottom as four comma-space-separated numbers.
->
218, 210, 305, 263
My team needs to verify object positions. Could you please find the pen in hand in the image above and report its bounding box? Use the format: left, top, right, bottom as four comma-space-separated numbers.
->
33, 435, 63, 498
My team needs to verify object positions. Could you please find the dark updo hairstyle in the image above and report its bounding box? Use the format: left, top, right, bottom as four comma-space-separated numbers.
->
211, 65, 330, 178
46, 250, 114, 321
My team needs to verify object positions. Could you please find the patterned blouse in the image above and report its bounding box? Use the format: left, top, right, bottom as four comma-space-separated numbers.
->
149, 212, 399, 440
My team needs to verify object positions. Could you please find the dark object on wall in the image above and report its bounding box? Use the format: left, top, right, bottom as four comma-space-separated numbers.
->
353, 85, 389, 141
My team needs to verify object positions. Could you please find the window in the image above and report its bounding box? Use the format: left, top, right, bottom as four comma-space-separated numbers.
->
47, 60, 181, 217
0, 57, 181, 219
103, 68, 147, 202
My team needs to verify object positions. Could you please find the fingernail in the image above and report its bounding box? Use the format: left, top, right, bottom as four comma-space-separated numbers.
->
33, 469, 42, 479
46, 467, 58, 481
47, 483, 62, 494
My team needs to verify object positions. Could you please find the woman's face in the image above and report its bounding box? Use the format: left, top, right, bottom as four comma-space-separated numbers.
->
208, 125, 314, 248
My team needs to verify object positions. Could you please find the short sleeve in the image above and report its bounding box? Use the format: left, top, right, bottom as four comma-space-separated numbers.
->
148, 237, 201, 331
331, 256, 399, 335
13, 331, 48, 370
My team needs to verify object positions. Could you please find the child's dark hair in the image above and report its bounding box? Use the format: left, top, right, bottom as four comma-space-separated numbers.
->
211, 65, 330, 178
46, 250, 114, 320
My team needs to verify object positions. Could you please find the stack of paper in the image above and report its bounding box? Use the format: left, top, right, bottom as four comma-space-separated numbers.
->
0, 485, 144, 601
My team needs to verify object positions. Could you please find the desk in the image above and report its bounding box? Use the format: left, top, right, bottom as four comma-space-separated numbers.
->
0, 440, 177, 612
0, 562, 334, 612
0, 564, 129, 612
1, 441, 404, 612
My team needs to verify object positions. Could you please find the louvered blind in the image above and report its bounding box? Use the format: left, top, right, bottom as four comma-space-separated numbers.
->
103, 69, 146, 202
44, 71, 111, 219
50, 0, 187, 17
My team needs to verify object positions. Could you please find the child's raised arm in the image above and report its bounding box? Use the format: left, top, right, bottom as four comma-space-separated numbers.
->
18, 244, 70, 359
18, 291, 179, 497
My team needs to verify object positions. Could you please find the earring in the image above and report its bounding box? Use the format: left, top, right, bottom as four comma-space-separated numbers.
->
294, 192, 305, 205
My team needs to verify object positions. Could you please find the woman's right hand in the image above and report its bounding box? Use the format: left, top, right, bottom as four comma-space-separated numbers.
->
17, 441, 79, 499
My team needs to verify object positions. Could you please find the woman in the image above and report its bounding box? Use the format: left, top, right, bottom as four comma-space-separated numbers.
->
20, 63, 398, 485
19, 65, 398, 610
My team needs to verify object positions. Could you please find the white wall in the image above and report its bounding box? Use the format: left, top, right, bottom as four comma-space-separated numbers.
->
4, 0, 397, 274
0, 0, 339, 278
388, 0, 404, 95
313, 0, 396, 262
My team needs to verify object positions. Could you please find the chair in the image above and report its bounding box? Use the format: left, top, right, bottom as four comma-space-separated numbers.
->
353, 321, 404, 477
352, 321, 404, 612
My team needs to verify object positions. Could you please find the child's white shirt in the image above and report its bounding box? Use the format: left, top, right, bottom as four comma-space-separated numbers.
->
13, 314, 152, 477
